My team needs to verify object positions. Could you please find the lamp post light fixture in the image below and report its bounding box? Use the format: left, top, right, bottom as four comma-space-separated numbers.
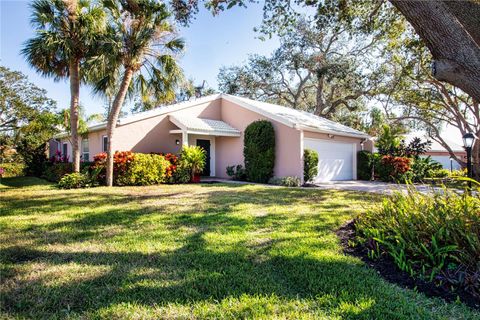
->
462, 132, 476, 189
449, 156, 453, 173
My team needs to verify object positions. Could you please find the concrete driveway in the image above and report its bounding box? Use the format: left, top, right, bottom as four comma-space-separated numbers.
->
312, 180, 435, 194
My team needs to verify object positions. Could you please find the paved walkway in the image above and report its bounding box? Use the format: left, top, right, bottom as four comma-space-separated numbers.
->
201, 177, 443, 195
312, 180, 422, 194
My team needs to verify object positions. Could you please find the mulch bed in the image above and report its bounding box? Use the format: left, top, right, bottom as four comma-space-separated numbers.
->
336, 220, 479, 310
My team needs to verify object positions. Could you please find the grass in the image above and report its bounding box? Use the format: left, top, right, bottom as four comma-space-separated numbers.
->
0, 177, 478, 319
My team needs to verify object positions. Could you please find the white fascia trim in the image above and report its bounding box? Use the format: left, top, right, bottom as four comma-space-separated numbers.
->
220, 94, 297, 129
53, 123, 107, 139
169, 129, 240, 137
296, 125, 371, 139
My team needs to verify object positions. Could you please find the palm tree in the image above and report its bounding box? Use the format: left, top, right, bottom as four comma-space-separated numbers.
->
22, 0, 106, 172
95, 0, 184, 186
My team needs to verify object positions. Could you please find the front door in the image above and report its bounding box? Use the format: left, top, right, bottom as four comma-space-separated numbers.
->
196, 139, 211, 176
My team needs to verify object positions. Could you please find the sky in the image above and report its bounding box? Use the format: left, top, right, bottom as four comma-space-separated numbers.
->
0, 0, 463, 144
0, 0, 279, 116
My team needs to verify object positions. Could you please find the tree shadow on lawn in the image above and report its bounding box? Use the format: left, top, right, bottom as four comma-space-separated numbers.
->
1, 232, 428, 319
12, 191, 365, 249
0, 176, 53, 189
0, 183, 412, 318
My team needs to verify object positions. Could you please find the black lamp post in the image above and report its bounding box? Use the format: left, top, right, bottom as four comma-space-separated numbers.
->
449, 156, 453, 172
462, 132, 476, 189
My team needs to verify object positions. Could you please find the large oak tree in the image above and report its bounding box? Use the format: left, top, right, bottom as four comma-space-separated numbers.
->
169, 0, 480, 102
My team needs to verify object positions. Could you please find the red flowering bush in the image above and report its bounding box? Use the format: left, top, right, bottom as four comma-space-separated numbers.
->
378, 155, 412, 182
161, 153, 179, 182
377, 155, 411, 182
92, 151, 135, 185
50, 150, 69, 163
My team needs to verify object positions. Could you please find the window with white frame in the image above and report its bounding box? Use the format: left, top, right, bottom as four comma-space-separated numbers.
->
102, 135, 108, 153
82, 138, 89, 161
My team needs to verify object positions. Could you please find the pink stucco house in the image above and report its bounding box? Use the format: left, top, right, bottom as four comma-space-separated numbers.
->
51, 94, 372, 183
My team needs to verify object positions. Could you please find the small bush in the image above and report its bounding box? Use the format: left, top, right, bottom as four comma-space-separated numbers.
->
43, 162, 93, 182
244, 120, 275, 183
303, 149, 318, 183
226, 164, 247, 181
43, 162, 73, 182
410, 156, 443, 182
58, 172, 90, 189
450, 168, 467, 177
376, 155, 411, 182
356, 187, 480, 298
357, 150, 372, 180
268, 176, 301, 187
0, 163, 25, 178
162, 153, 179, 183
180, 146, 206, 180
172, 163, 192, 184
122, 153, 170, 185
428, 168, 450, 179
92, 151, 135, 185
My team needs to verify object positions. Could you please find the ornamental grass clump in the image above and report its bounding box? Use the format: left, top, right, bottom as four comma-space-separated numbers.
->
356, 186, 480, 298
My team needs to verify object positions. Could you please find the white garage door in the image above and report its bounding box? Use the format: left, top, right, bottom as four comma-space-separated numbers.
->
304, 138, 356, 182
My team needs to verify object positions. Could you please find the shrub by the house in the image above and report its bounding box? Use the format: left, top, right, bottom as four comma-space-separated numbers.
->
92, 151, 135, 185
356, 187, 480, 298
0, 163, 25, 178
376, 155, 411, 182
357, 150, 372, 181
122, 153, 170, 185
226, 164, 247, 181
303, 149, 318, 183
268, 176, 301, 187
162, 153, 178, 183
92, 151, 170, 186
43, 163, 73, 182
244, 120, 275, 183
58, 172, 90, 189
409, 156, 443, 182
179, 146, 206, 181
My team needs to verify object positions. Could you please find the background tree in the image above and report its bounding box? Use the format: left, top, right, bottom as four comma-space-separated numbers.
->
22, 0, 106, 172
170, 0, 480, 102
95, 0, 184, 186
218, 17, 382, 122
0, 66, 58, 174
378, 26, 480, 173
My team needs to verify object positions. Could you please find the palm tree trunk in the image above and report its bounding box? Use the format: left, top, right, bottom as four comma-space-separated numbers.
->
105, 68, 135, 187
69, 59, 81, 172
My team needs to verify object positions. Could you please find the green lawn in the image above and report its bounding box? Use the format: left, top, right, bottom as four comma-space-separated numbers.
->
1, 177, 478, 319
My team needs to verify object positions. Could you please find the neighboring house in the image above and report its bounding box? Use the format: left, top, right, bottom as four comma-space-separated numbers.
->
50, 94, 372, 183
372, 133, 466, 171
403, 134, 466, 171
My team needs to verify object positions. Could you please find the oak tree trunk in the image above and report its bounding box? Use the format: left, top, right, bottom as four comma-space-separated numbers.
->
389, 0, 480, 102
69, 59, 81, 172
314, 73, 326, 116
105, 68, 135, 187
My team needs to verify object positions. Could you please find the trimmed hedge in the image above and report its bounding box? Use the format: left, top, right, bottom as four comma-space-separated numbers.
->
244, 120, 275, 183
357, 150, 372, 181
92, 152, 170, 186
121, 153, 170, 185
303, 149, 318, 183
